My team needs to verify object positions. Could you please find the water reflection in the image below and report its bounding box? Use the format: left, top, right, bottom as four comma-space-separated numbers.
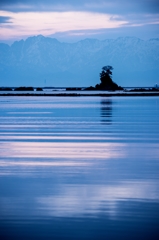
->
0, 142, 125, 159
0, 181, 158, 219
0, 96, 159, 240
100, 99, 112, 124
37, 181, 159, 218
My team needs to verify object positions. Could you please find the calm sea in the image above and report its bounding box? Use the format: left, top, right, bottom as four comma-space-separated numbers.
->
0, 96, 159, 240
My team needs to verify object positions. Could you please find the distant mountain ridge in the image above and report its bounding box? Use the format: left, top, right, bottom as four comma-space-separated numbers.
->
0, 35, 159, 87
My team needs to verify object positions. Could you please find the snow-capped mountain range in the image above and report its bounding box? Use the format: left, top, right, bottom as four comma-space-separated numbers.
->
0, 35, 159, 87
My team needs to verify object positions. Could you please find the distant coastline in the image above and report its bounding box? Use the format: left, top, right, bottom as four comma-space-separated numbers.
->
0, 92, 159, 97
0, 86, 159, 97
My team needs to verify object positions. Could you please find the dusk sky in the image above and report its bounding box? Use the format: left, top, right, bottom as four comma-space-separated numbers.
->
0, 0, 159, 43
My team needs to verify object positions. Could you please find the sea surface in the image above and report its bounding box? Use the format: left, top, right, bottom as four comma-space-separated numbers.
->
0, 96, 159, 240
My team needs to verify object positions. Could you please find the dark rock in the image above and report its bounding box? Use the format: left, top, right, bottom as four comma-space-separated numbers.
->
66, 87, 82, 91
84, 86, 95, 90
36, 87, 43, 91
0, 87, 13, 91
14, 86, 34, 91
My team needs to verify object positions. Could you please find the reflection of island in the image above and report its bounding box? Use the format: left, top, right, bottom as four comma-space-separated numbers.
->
100, 99, 112, 124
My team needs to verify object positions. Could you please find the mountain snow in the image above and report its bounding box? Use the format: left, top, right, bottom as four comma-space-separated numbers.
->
0, 35, 159, 87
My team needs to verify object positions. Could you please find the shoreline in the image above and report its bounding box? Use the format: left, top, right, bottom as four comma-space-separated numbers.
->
0, 92, 159, 97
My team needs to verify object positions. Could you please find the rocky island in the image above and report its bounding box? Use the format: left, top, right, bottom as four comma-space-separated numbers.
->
85, 66, 123, 91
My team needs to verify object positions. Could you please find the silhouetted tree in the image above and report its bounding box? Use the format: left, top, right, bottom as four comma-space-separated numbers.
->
100, 66, 113, 85
96, 66, 123, 90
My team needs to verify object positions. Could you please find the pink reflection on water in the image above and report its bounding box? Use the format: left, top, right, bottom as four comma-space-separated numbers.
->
0, 160, 89, 167
0, 142, 125, 159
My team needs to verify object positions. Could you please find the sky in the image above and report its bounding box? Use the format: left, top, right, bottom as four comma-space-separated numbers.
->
0, 0, 159, 43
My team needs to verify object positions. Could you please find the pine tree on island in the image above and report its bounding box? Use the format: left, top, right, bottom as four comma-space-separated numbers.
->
85, 66, 123, 91
95, 66, 123, 90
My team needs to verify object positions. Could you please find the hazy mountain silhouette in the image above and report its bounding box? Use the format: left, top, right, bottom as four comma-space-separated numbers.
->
0, 35, 159, 87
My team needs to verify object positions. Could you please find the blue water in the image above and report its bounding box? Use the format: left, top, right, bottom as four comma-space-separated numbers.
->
0, 96, 159, 240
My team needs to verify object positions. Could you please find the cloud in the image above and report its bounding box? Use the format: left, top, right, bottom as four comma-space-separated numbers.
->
122, 13, 159, 27
0, 10, 128, 40
0, 16, 12, 23
0, 0, 159, 14
0, 1, 158, 42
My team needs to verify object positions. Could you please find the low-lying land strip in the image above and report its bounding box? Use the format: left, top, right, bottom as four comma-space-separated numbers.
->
0, 92, 159, 97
